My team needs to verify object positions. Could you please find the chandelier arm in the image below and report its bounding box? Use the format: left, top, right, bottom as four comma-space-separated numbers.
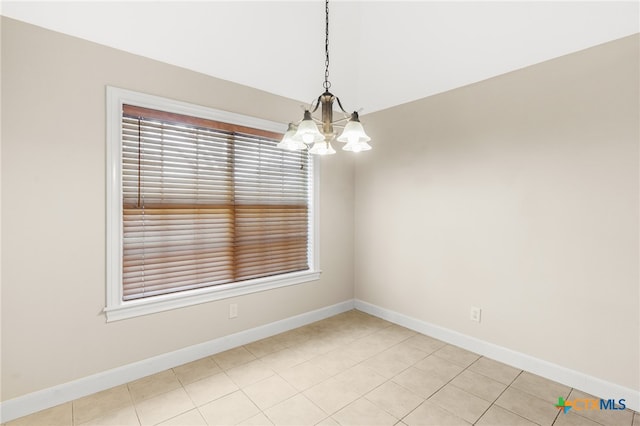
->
311, 95, 322, 113
330, 117, 350, 125
334, 96, 349, 114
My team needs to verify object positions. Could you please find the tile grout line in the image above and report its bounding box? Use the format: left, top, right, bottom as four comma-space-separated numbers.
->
549, 385, 571, 426
395, 349, 472, 425
427, 356, 502, 425
470, 367, 525, 425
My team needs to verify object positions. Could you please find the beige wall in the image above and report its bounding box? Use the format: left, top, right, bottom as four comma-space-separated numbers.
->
0, 17, 354, 400
355, 34, 639, 391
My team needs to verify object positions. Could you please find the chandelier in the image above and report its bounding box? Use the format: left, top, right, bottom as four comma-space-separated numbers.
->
277, 0, 372, 155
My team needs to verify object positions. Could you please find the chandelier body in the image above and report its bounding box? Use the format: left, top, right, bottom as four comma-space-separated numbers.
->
277, 0, 371, 156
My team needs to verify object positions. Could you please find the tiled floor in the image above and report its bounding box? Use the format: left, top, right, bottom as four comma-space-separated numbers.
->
5, 310, 639, 426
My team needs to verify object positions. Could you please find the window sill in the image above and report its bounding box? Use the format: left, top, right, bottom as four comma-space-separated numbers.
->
104, 269, 321, 322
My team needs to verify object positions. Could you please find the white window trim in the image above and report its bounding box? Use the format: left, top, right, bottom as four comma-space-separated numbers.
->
105, 86, 320, 322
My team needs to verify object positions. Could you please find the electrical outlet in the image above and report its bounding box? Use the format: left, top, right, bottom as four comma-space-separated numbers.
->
470, 307, 481, 323
229, 303, 238, 319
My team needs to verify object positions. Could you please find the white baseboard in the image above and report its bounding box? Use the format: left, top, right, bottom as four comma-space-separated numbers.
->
4, 298, 636, 422
354, 299, 639, 412
0, 299, 355, 423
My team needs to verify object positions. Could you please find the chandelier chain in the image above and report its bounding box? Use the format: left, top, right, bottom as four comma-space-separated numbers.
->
323, 0, 331, 90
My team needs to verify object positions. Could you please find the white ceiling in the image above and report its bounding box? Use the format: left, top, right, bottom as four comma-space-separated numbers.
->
2, 1, 638, 114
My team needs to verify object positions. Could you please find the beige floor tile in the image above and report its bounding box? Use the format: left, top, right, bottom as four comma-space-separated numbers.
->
634, 412, 640, 426
392, 366, 449, 399
383, 342, 429, 365
303, 377, 361, 414
302, 322, 333, 337
468, 357, 521, 385
73, 385, 133, 424
243, 375, 298, 410
183, 372, 239, 406
334, 325, 371, 342
339, 338, 389, 363
238, 412, 274, 425
173, 357, 222, 385
156, 408, 207, 425
362, 348, 415, 379
339, 310, 380, 325
449, 369, 507, 402
317, 318, 350, 332
319, 311, 350, 323
244, 337, 287, 358
303, 318, 332, 331
319, 330, 358, 348
368, 316, 395, 328
226, 359, 275, 388
128, 370, 182, 402
337, 321, 359, 338
358, 331, 404, 352
271, 328, 310, 348
212, 346, 257, 370
77, 405, 139, 426
323, 310, 363, 331
332, 398, 397, 426
290, 338, 336, 358
279, 359, 332, 391
260, 347, 314, 372
431, 345, 480, 368
365, 381, 424, 419
428, 384, 491, 424
308, 349, 359, 376
297, 322, 345, 339
475, 405, 537, 425
401, 334, 446, 355
566, 389, 635, 426
335, 364, 387, 396
413, 355, 464, 383
134, 387, 194, 426
6, 402, 72, 426
403, 400, 471, 426
510, 371, 571, 401
370, 324, 416, 345
323, 335, 358, 351
264, 394, 327, 426
315, 417, 340, 426
552, 411, 603, 426
199, 390, 260, 425
495, 387, 559, 425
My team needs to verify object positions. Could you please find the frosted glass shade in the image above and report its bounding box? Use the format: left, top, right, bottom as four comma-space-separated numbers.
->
337, 118, 371, 144
293, 111, 324, 144
343, 140, 372, 152
277, 123, 306, 151
308, 140, 336, 155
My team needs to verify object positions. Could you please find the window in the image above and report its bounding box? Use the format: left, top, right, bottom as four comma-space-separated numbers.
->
106, 87, 319, 321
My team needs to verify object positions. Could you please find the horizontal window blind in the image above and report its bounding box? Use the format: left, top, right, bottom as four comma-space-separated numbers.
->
121, 105, 310, 301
